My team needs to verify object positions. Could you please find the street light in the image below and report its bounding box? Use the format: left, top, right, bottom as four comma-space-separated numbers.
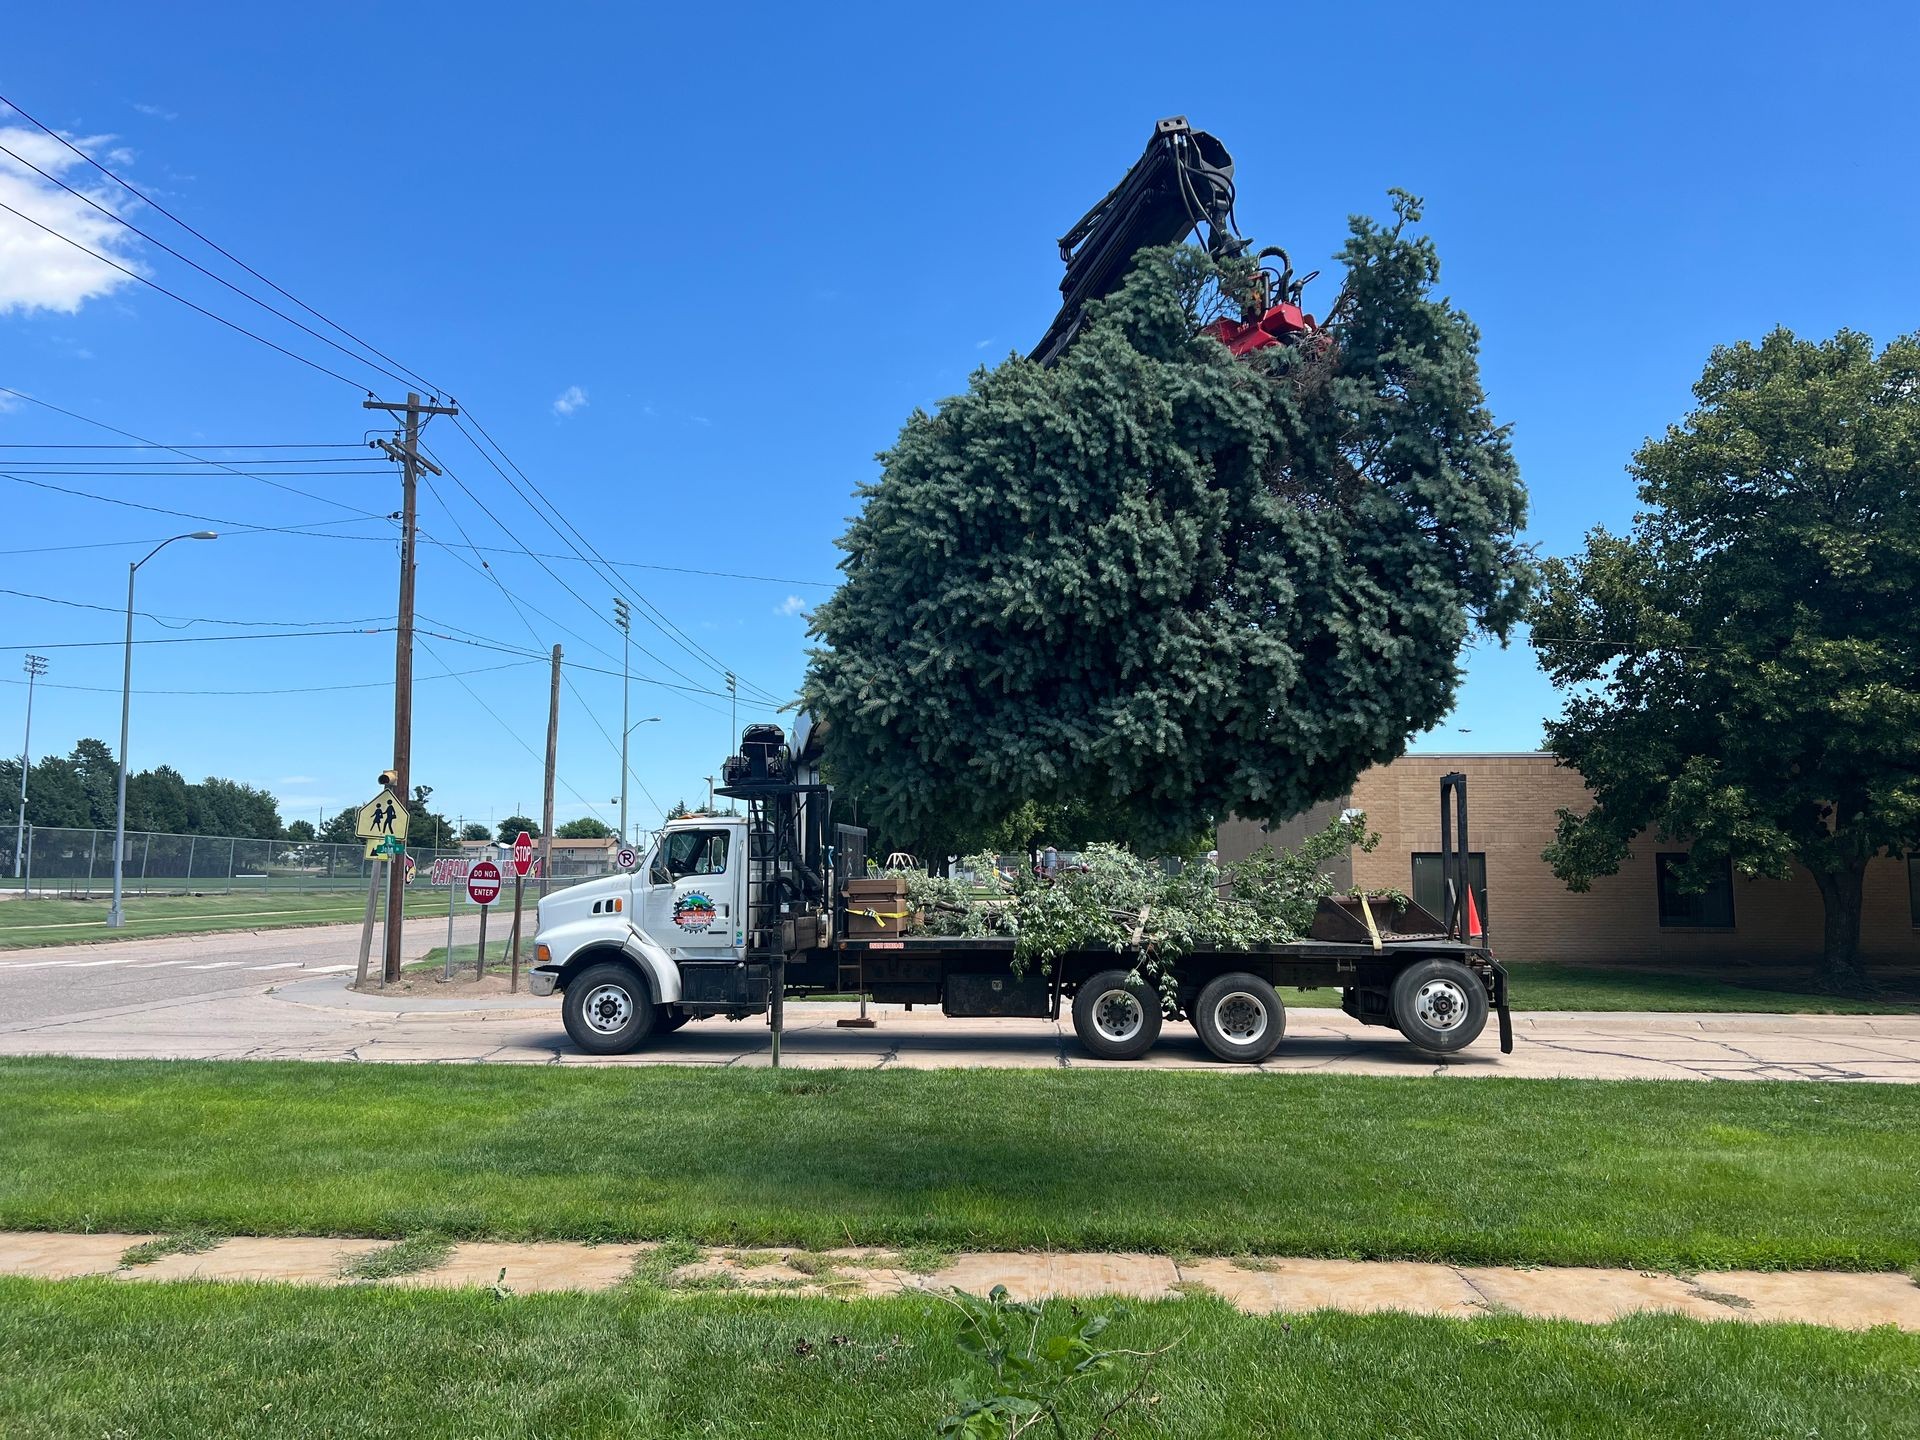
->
623, 714, 660, 848
14, 654, 47, 881
108, 531, 217, 927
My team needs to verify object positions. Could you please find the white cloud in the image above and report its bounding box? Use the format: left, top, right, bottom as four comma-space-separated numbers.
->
690, 414, 712, 426
551, 384, 588, 417
0, 125, 145, 315
974, 338, 992, 349
132, 103, 177, 120
775, 595, 807, 617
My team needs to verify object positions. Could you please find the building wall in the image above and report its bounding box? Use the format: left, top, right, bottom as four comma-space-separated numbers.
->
1224, 754, 1918, 965
1216, 799, 1352, 891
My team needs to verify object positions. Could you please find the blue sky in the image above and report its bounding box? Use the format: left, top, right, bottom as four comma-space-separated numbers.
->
4, 1, 1916, 838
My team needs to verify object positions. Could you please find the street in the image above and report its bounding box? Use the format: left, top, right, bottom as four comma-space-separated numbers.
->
0, 913, 487, 1027
0, 935, 1914, 1079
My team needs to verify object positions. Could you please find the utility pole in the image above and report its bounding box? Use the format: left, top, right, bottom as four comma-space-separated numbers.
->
540, 643, 561, 898
613, 596, 631, 848
705, 774, 715, 813
14, 654, 46, 878
726, 671, 737, 762
365, 392, 458, 981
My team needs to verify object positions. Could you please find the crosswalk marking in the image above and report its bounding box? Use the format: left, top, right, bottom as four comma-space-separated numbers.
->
184, 962, 246, 970
248, 962, 304, 971
306, 964, 353, 974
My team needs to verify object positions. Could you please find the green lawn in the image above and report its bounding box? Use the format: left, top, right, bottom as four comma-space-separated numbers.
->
1280, 960, 1920, 1014
3, 1059, 1915, 1271
0, 1280, 1912, 1439
0, 890, 454, 948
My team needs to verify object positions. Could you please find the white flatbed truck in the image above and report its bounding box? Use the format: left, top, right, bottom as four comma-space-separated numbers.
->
528, 721, 1511, 1065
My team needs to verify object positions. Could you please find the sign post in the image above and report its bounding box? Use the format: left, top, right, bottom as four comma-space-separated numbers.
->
508, 831, 533, 994
467, 858, 502, 979
355, 860, 383, 989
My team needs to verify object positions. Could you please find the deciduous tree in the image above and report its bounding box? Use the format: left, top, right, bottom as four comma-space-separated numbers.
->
806, 196, 1529, 854
1533, 328, 1920, 990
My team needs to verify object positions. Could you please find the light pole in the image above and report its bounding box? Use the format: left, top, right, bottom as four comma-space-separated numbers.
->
109, 531, 217, 927
612, 596, 631, 845
14, 654, 46, 880
624, 715, 660, 846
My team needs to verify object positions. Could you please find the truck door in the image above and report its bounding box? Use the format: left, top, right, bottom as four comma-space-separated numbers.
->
641, 826, 743, 957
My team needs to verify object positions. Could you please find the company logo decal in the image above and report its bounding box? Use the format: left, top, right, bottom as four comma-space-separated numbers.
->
673, 890, 718, 932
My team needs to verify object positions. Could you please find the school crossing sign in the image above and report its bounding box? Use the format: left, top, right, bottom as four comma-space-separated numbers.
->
354, 788, 409, 859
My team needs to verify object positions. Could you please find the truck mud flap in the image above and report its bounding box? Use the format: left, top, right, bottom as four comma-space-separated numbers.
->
1490, 960, 1513, 1053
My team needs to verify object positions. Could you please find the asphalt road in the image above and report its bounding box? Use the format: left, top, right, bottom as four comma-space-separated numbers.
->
0, 914, 488, 1026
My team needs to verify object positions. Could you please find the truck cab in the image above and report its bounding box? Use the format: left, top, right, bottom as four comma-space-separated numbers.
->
527, 816, 756, 1050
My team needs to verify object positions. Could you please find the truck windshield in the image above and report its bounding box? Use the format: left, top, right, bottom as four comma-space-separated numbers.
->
650, 829, 730, 883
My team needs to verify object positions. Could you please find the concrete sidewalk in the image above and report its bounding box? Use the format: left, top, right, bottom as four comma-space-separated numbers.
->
1, 972, 1917, 1079
2, 1230, 1915, 1330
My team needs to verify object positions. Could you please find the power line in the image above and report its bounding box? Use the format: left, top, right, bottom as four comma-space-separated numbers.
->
0, 196, 372, 390
0, 136, 417, 390
0, 528, 390, 557
0, 658, 538, 697
444, 418, 785, 706
416, 636, 613, 825
8, 456, 385, 466
3, 468, 387, 477
1, 471, 395, 536
0, 90, 447, 398
0, 627, 392, 652
0, 585, 388, 631
0, 443, 372, 452
0, 387, 386, 516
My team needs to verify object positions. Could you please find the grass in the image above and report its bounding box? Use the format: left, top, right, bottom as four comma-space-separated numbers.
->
1280, 959, 1920, 1013
0, 1279, 1914, 1438
118, 1227, 221, 1268
406, 940, 522, 975
0, 890, 453, 949
1, 1058, 1915, 1272
336, 1233, 453, 1282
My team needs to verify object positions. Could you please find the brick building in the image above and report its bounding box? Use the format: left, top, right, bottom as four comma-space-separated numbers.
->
1218, 754, 1918, 965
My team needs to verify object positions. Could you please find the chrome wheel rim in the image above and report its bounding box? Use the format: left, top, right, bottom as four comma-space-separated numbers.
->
582, 983, 634, 1035
1212, 991, 1269, 1045
1414, 978, 1470, 1032
1091, 988, 1145, 1043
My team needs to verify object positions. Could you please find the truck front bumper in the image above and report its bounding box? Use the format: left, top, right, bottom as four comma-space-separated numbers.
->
528, 965, 561, 998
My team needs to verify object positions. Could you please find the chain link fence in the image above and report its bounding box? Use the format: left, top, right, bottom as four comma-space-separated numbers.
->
0, 826, 614, 898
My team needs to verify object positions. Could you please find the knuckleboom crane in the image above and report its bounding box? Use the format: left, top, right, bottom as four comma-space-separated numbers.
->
1030, 115, 1323, 368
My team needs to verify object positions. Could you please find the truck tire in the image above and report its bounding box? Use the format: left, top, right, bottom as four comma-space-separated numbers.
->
657, 1008, 690, 1034
1193, 972, 1285, 1063
1071, 969, 1162, 1061
1390, 959, 1489, 1054
562, 961, 657, 1055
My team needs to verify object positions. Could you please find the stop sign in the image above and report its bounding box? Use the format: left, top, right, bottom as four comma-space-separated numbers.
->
511, 830, 534, 877
467, 859, 502, 906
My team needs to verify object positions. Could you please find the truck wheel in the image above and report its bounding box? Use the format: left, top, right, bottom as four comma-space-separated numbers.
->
1193, 973, 1285, 1063
1071, 970, 1162, 1061
1390, 959, 1489, 1054
657, 1008, 690, 1033
562, 962, 657, 1055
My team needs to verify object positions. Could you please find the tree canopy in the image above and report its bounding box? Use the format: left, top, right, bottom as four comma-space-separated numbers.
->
496, 815, 541, 843
805, 195, 1528, 854
556, 817, 615, 840
0, 742, 281, 839
1533, 328, 1920, 989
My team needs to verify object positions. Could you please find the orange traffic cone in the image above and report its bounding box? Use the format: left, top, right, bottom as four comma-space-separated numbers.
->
1464, 884, 1484, 941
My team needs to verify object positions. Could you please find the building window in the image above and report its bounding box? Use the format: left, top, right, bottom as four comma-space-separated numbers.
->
1411, 852, 1488, 927
1656, 853, 1735, 928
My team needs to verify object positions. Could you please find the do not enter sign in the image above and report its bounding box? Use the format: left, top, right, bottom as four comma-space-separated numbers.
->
467, 859, 503, 906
